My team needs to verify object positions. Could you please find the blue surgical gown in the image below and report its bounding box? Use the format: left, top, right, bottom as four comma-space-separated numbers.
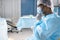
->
26, 14, 60, 40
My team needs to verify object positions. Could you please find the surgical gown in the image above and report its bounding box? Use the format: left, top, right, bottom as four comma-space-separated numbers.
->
26, 14, 60, 40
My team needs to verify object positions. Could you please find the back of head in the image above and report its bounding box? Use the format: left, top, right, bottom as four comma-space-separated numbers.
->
43, 5, 52, 16
38, 4, 53, 16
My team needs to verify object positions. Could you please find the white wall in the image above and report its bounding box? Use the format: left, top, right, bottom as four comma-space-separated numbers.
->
58, 0, 60, 4
0, 0, 21, 23
0, 0, 2, 17
52, 0, 59, 5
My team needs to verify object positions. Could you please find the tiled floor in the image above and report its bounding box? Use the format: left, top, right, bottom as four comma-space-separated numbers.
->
8, 28, 33, 40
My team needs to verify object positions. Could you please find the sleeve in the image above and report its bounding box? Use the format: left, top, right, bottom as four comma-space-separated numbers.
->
36, 20, 42, 27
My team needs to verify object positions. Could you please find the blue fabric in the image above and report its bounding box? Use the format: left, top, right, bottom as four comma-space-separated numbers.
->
58, 7, 60, 16
27, 14, 60, 40
54, 7, 60, 17
16, 18, 36, 30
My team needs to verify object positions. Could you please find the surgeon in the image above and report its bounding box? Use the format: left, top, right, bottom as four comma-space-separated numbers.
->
32, 3, 53, 40
26, 3, 60, 40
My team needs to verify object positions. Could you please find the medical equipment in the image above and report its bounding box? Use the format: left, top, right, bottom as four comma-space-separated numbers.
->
6, 20, 18, 33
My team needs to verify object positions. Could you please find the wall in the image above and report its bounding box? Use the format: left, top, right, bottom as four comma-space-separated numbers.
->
0, 0, 21, 23
58, 0, 60, 4
53, 0, 58, 6
21, 0, 37, 16
0, 0, 2, 17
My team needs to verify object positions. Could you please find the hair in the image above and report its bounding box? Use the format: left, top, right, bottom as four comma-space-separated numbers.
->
43, 5, 52, 16
38, 4, 52, 16
38, 4, 44, 7
38, 4, 44, 9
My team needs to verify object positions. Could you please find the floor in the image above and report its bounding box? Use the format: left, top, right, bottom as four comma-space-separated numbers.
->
8, 28, 33, 40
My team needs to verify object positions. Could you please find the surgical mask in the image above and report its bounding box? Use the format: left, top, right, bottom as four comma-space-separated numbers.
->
37, 7, 43, 14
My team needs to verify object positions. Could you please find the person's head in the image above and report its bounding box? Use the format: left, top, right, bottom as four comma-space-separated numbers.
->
38, 4, 53, 16
43, 5, 52, 16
